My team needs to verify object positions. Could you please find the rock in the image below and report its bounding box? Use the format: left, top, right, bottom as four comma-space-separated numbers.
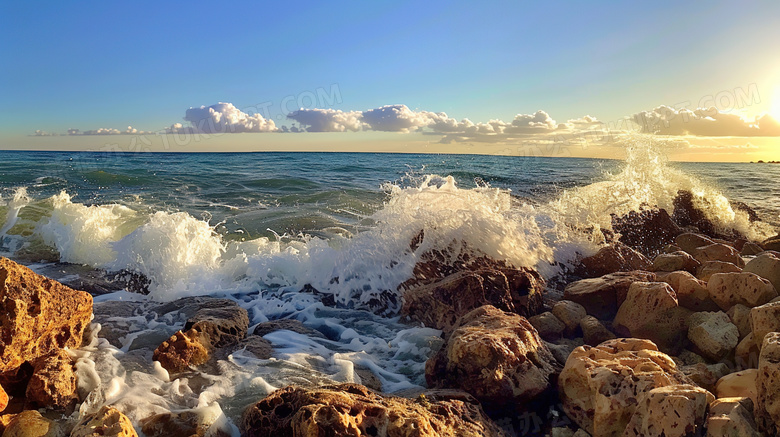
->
528, 312, 565, 341
755, 332, 780, 434
750, 302, 780, 352
681, 362, 730, 393
676, 233, 716, 255
152, 329, 209, 374
425, 305, 559, 411
141, 410, 221, 437
0, 385, 6, 413
762, 235, 780, 252
697, 261, 742, 282
25, 349, 78, 410
71, 406, 138, 437
612, 208, 682, 255
735, 333, 761, 370
181, 300, 248, 349
574, 243, 651, 278
239, 384, 507, 437
400, 256, 545, 332
678, 349, 707, 366
727, 304, 752, 339
551, 300, 587, 336
744, 252, 780, 292
708, 272, 778, 311
580, 315, 616, 346
741, 242, 765, 256
0, 258, 92, 373
651, 251, 700, 273
623, 384, 714, 437
662, 271, 719, 312
213, 335, 273, 361
558, 338, 692, 437
545, 338, 584, 367
2, 410, 63, 437
716, 369, 758, 404
706, 397, 762, 437
252, 319, 323, 338
687, 311, 739, 361
613, 281, 690, 353
663, 244, 683, 253
672, 190, 720, 237
692, 244, 746, 268
563, 271, 656, 320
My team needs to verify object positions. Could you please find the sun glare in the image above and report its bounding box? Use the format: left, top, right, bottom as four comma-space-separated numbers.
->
770, 88, 780, 121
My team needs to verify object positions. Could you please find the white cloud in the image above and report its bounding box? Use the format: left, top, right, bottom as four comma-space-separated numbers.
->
633, 105, 780, 136
360, 105, 433, 132
286, 108, 363, 132
183, 102, 277, 133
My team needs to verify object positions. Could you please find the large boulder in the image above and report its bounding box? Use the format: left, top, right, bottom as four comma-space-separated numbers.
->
0, 258, 92, 373
71, 406, 138, 437
612, 282, 690, 353
400, 256, 544, 332
707, 272, 778, 311
744, 252, 780, 292
623, 384, 714, 437
750, 302, 780, 352
672, 190, 720, 237
563, 271, 656, 320
686, 312, 739, 361
755, 332, 780, 435
574, 243, 651, 278
696, 261, 741, 282
551, 300, 587, 336
651, 252, 700, 274
707, 397, 762, 437
612, 208, 682, 255
661, 271, 719, 312
240, 384, 506, 437
425, 305, 559, 411
692, 244, 746, 268
558, 338, 692, 437
675, 233, 716, 255
716, 369, 758, 405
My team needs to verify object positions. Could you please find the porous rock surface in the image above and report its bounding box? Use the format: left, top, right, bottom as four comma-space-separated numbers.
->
71, 406, 138, 437
622, 384, 714, 437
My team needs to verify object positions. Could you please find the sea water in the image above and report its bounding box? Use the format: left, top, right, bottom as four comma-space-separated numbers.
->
0, 139, 777, 434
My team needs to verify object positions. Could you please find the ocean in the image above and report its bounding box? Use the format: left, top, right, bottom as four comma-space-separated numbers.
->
0, 142, 778, 433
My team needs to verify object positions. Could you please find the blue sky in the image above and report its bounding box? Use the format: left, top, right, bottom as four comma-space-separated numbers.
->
1, 1, 779, 159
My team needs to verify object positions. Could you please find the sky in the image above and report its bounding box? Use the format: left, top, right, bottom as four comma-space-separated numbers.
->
1, 1, 779, 161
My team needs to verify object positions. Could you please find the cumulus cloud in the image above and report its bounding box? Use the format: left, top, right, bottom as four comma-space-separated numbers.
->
183, 102, 277, 133
287, 108, 363, 132
633, 105, 780, 136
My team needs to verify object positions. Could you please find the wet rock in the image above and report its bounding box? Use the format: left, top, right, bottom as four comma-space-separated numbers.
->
563, 271, 656, 320
551, 300, 587, 336
692, 244, 746, 268
25, 350, 77, 410
672, 190, 720, 237
727, 304, 752, 339
662, 271, 719, 312
687, 311, 739, 361
651, 251, 700, 273
240, 384, 507, 437
0, 258, 92, 373
182, 301, 249, 349
400, 257, 545, 332
716, 369, 758, 405
252, 319, 323, 338
707, 272, 778, 311
755, 332, 780, 434
762, 235, 780, 252
558, 338, 692, 437
744, 252, 780, 292
612, 208, 682, 255
663, 244, 683, 253
141, 410, 223, 437
676, 233, 716, 255
697, 261, 741, 282
579, 315, 615, 346
706, 397, 762, 437
2, 410, 63, 437
214, 335, 273, 361
741, 242, 765, 256
613, 281, 690, 353
623, 384, 714, 437
574, 242, 651, 278
680, 362, 729, 393
71, 406, 138, 437
750, 302, 780, 352
425, 305, 559, 411
152, 329, 209, 374
528, 312, 565, 341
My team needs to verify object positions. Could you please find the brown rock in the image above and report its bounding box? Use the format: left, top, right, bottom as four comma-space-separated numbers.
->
662, 270, 719, 312
551, 300, 587, 336
400, 257, 544, 332
141, 410, 223, 437
692, 244, 746, 268
152, 329, 209, 374
652, 251, 700, 273
727, 304, 752, 339
750, 302, 780, 351
708, 272, 778, 311
744, 252, 780, 292
0, 258, 92, 373
252, 319, 323, 338
672, 190, 720, 237
716, 369, 758, 405
755, 332, 780, 434
528, 312, 565, 341
676, 233, 716, 255
0, 384, 7, 413
613, 282, 690, 353
612, 208, 682, 255
706, 397, 762, 437
2, 410, 63, 437
425, 305, 559, 410
72, 406, 138, 437
240, 384, 507, 437
697, 261, 742, 282
735, 333, 761, 370
25, 349, 77, 410
563, 271, 656, 320
183, 303, 249, 349
762, 235, 780, 252
558, 338, 692, 437
579, 315, 615, 346
687, 311, 739, 361
741, 242, 765, 256
574, 243, 651, 278
213, 335, 273, 361
680, 362, 729, 393
623, 384, 714, 437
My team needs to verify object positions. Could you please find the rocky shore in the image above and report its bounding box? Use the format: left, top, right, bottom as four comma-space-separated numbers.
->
1, 189, 780, 436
